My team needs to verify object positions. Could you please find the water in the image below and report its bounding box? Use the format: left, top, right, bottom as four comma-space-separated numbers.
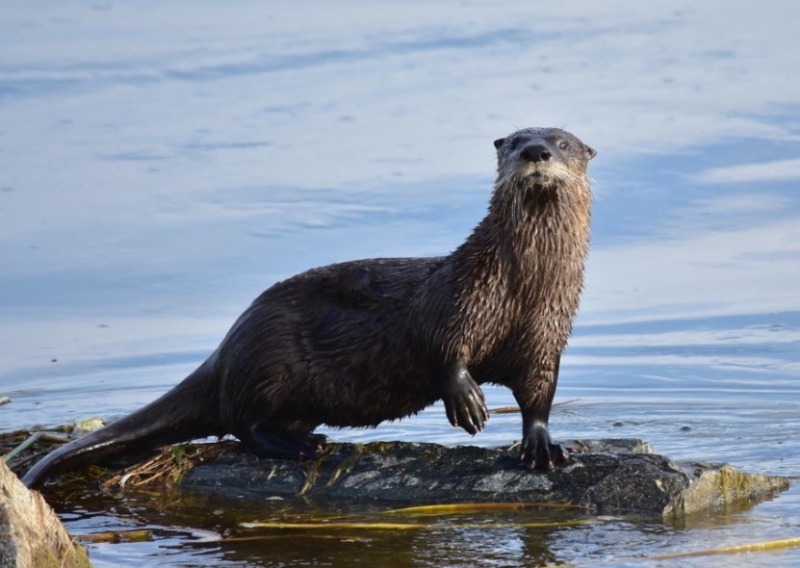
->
2, 1, 799, 565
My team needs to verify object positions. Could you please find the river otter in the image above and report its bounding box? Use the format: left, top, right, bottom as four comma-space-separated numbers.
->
23, 127, 595, 488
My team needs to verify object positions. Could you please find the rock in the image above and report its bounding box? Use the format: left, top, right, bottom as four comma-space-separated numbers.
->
0, 460, 89, 568
175, 439, 789, 519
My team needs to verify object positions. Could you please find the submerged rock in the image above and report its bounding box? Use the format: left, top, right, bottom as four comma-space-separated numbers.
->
0, 459, 89, 568
175, 439, 789, 519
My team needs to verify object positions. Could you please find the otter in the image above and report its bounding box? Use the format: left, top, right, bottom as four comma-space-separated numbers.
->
23, 127, 596, 488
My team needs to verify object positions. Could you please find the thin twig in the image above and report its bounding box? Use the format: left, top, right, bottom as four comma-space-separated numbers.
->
2, 431, 68, 462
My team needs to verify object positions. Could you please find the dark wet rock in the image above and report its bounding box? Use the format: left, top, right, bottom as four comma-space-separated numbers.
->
0, 459, 89, 568
178, 439, 789, 519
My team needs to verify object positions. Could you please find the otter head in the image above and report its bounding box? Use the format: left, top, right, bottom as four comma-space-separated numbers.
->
493, 127, 595, 197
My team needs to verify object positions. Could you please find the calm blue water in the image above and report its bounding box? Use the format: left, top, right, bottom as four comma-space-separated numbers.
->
2, 2, 799, 566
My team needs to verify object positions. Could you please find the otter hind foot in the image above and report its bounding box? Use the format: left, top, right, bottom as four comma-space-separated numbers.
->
247, 425, 327, 461
443, 364, 489, 436
521, 422, 569, 471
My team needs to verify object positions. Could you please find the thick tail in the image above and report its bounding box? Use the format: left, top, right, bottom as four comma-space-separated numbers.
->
22, 358, 220, 488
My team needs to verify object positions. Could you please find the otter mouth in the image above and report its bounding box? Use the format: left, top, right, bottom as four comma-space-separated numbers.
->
528, 171, 551, 183
526, 171, 559, 191
520, 162, 557, 185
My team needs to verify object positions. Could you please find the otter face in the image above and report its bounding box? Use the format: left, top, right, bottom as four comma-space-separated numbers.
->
493, 128, 595, 188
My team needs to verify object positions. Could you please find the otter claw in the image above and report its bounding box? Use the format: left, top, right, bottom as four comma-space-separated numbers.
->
445, 396, 486, 435
523, 442, 569, 471
443, 366, 489, 435
520, 421, 568, 471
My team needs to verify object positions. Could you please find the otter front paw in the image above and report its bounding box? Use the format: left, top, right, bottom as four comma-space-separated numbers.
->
521, 422, 569, 471
443, 366, 489, 436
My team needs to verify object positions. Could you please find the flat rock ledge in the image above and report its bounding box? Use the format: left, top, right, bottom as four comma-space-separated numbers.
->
0, 459, 89, 568
179, 439, 789, 520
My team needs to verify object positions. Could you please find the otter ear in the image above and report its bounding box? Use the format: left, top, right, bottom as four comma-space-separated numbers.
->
585, 145, 597, 160
493, 137, 506, 150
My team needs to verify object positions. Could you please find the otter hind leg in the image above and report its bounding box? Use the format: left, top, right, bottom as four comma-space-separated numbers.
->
247, 423, 327, 460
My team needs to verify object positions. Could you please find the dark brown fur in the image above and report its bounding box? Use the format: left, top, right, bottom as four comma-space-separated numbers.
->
23, 127, 595, 487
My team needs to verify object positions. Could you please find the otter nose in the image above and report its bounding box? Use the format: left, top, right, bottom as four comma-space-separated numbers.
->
520, 143, 551, 163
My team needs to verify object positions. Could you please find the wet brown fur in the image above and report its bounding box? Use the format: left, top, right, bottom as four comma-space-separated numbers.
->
23, 127, 595, 487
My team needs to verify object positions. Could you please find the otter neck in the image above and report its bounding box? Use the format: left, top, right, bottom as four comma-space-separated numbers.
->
454, 178, 591, 286
445, 178, 591, 363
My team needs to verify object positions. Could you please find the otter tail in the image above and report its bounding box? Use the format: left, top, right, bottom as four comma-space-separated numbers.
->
22, 358, 220, 488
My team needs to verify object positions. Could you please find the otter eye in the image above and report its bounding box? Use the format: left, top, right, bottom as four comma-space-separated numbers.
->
558, 140, 569, 150
509, 138, 522, 151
